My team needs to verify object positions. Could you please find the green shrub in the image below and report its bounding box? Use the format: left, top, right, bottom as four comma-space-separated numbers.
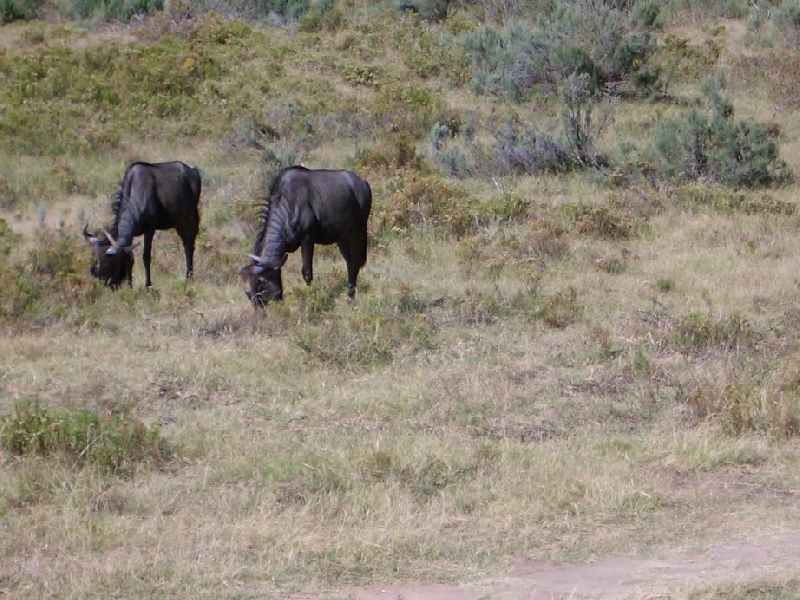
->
370, 83, 443, 138
653, 76, 792, 188
1, 399, 171, 476
460, 21, 545, 102
459, 1, 661, 102
560, 71, 616, 167
298, 0, 341, 32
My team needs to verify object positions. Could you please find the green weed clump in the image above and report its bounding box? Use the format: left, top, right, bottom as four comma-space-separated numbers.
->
1, 399, 172, 476
678, 187, 796, 216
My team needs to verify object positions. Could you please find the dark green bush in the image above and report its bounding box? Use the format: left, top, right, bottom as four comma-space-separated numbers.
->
298, 0, 341, 32
1, 0, 33, 22
460, 21, 547, 102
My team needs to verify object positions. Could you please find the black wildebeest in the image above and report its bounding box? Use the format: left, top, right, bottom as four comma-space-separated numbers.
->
238, 166, 372, 307
84, 161, 202, 288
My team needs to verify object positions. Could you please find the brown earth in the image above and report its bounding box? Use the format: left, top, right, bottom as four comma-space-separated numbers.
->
346, 532, 800, 599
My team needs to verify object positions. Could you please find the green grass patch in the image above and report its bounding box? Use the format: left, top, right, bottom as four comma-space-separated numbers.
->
1, 399, 172, 476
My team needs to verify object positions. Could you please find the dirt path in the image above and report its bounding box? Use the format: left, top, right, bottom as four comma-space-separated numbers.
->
348, 532, 800, 599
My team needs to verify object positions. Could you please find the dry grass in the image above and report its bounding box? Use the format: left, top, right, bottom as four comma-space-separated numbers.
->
3, 7, 800, 599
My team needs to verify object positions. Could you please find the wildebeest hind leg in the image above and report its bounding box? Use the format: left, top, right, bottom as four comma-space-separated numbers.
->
301, 239, 315, 285
143, 231, 155, 287
339, 244, 360, 298
178, 230, 196, 279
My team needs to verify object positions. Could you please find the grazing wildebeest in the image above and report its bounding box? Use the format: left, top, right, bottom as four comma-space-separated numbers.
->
84, 161, 202, 288
238, 166, 372, 307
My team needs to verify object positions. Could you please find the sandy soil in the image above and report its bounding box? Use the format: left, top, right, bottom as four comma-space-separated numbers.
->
347, 531, 800, 599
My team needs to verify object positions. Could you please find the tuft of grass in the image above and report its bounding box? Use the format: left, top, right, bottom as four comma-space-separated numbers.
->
670, 312, 757, 354
533, 288, 581, 329
294, 297, 438, 369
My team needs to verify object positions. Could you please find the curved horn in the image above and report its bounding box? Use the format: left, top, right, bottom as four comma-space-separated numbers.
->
104, 229, 119, 250
247, 253, 265, 265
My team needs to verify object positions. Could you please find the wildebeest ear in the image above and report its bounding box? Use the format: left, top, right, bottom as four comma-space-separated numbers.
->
83, 224, 100, 245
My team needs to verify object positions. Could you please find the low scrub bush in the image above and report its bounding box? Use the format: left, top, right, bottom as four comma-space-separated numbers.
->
371, 170, 477, 238
64, 0, 162, 22
356, 132, 425, 172
1, 399, 172, 476
678, 187, 796, 216
491, 117, 573, 174
657, 33, 723, 85
369, 83, 444, 138
652, 76, 792, 188
1, 0, 41, 22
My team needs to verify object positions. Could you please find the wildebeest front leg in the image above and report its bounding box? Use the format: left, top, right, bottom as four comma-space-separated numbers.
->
143, 231, 155, 287
301, 239, 314, 285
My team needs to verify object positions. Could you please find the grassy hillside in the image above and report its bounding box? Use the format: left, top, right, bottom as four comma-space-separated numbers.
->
3, 1, 800, 596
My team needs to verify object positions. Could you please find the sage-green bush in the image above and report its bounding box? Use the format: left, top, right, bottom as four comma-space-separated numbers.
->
652, 77, 792, 187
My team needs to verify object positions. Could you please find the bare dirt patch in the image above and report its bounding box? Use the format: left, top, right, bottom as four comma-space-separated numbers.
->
347, 532, 800, 599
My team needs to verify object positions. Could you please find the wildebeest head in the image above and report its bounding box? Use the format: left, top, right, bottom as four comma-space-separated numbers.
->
83, 225, 137, 288
238, 254, 287, 307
